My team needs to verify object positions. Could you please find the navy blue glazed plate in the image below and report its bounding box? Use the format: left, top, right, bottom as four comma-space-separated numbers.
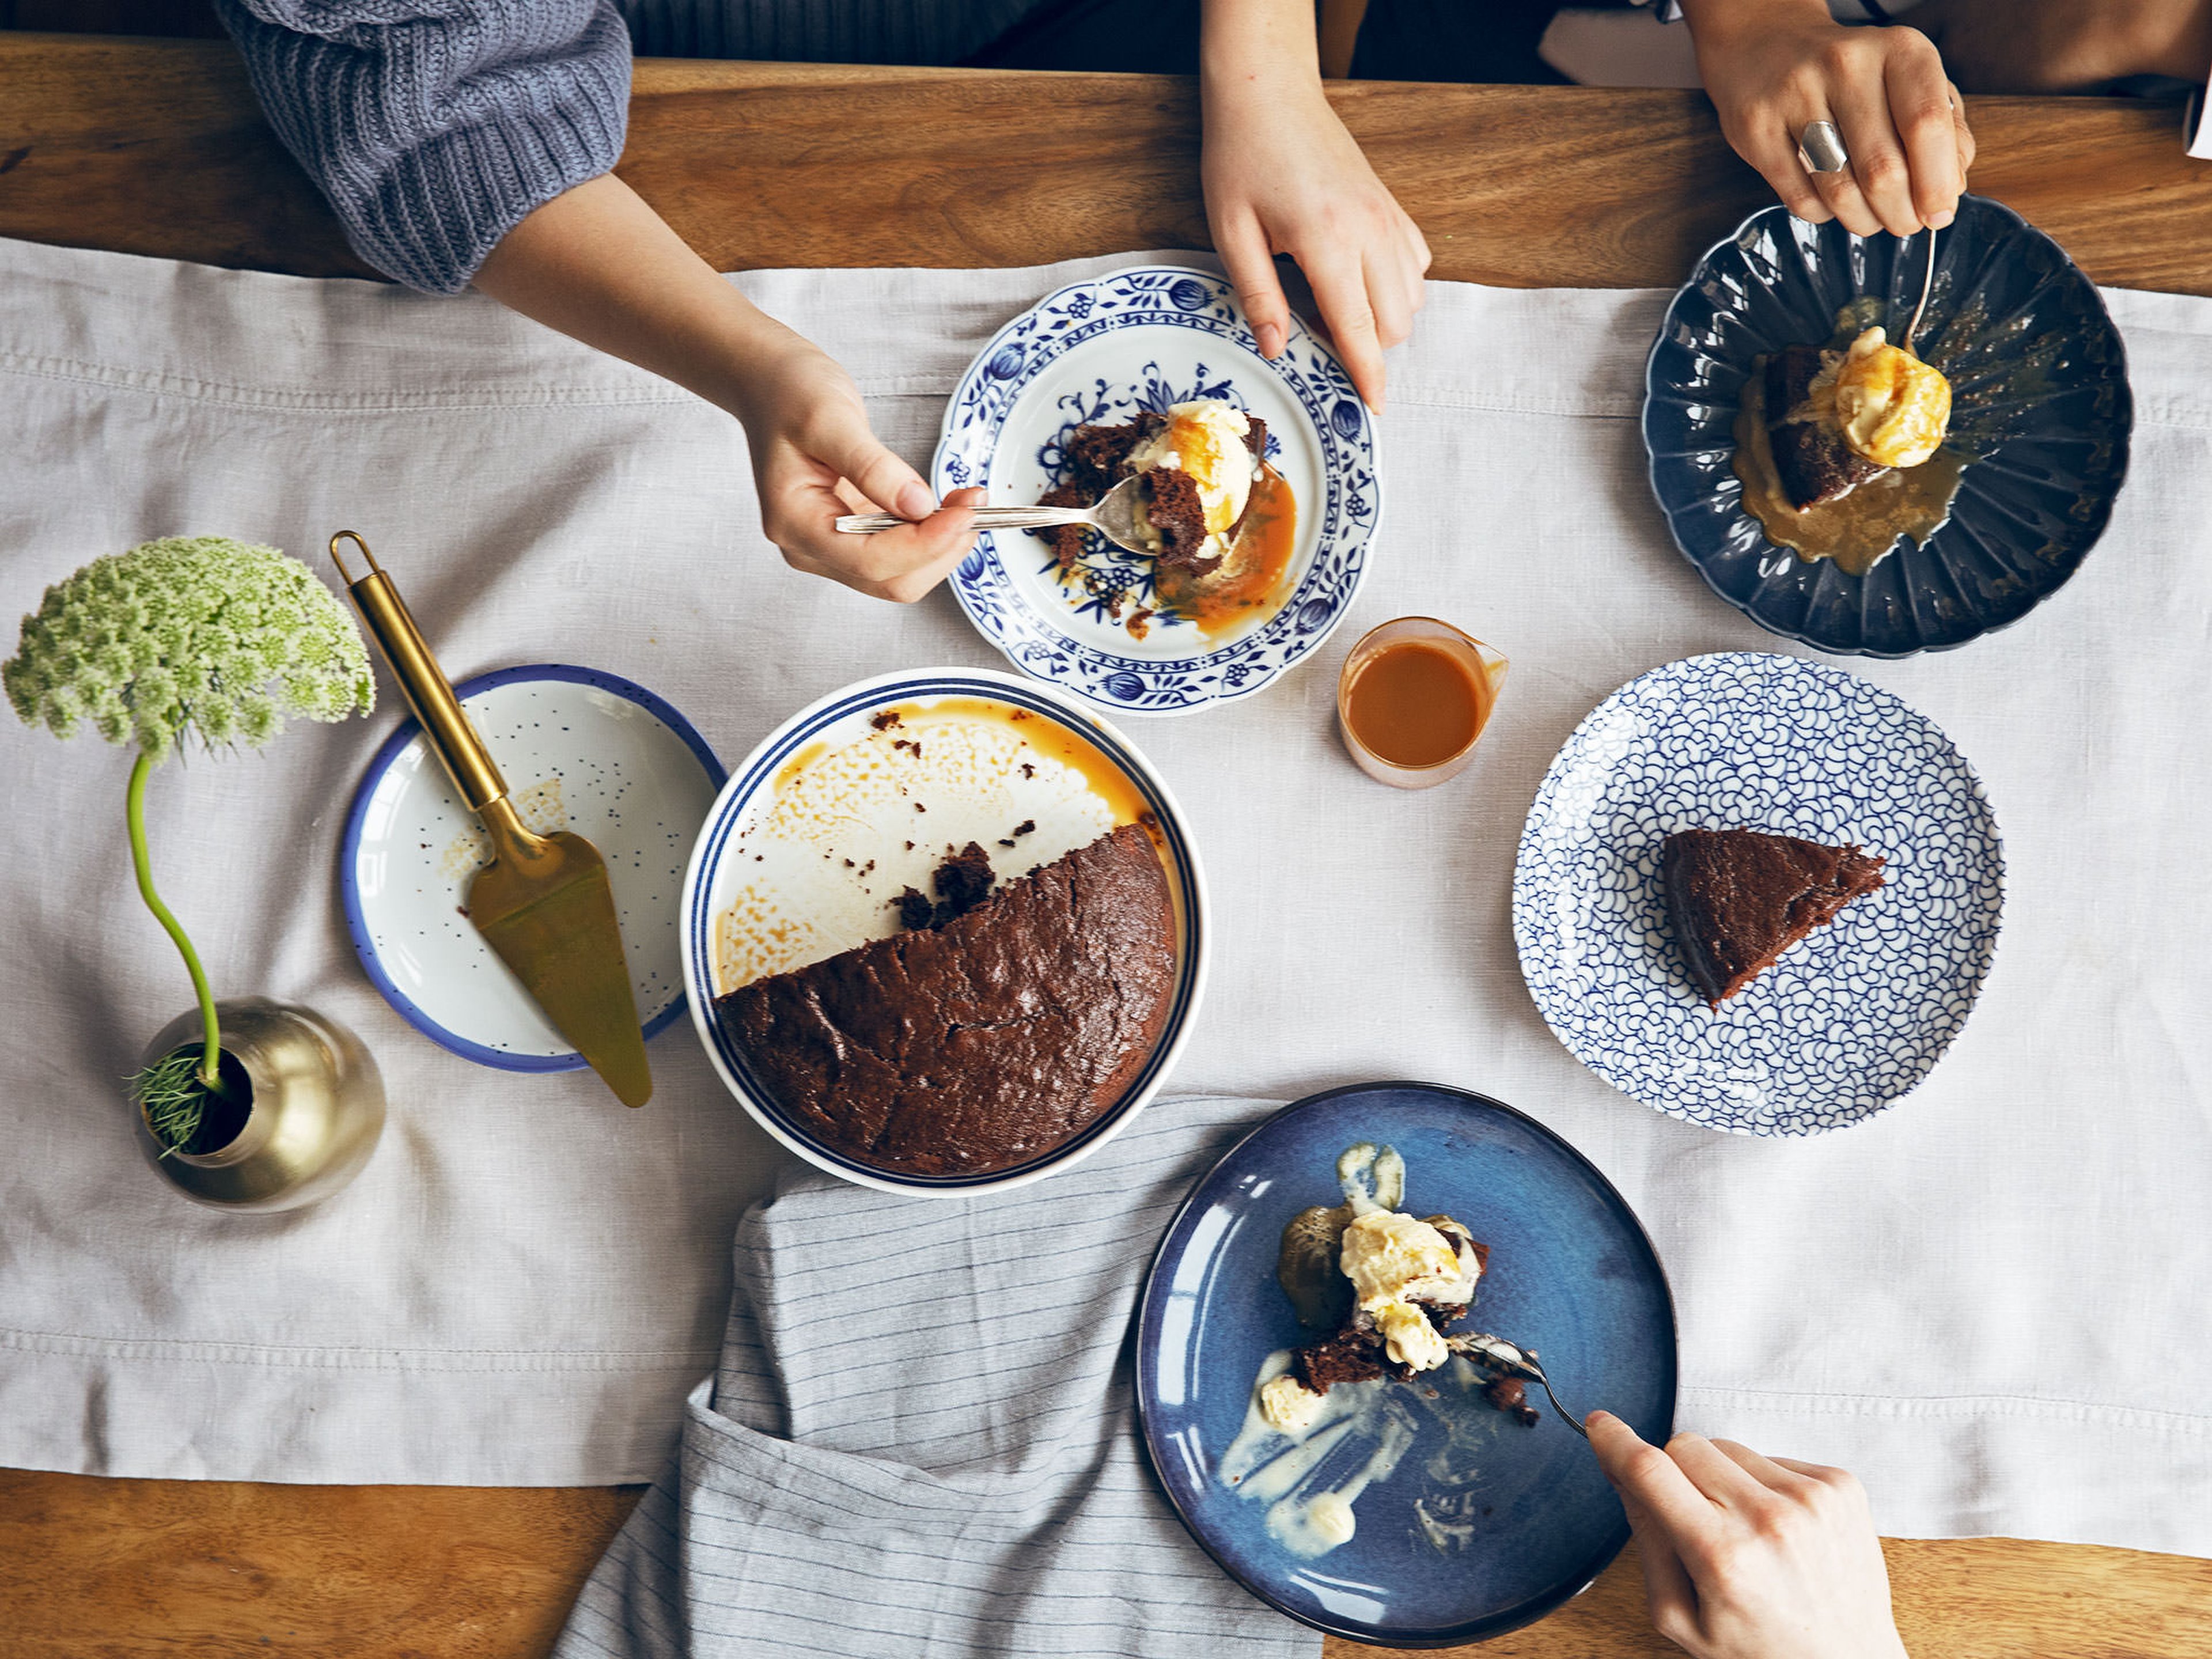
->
1136, 1082, 1676, 1646
1645, 195, 2130, 656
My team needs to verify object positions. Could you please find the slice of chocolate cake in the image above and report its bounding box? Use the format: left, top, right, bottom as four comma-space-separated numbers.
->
1766, 344, 1887, 510
1140, 467, 1219, 575
1662, 827, 1888, 1005
716, 823, 1177, 1177
1031, 408, 1268, 577
1064, 411, 1162, 492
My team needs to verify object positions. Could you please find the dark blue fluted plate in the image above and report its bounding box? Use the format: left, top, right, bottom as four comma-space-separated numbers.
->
1135, 1083, 1676, 1647
1644, 195, 2130, 656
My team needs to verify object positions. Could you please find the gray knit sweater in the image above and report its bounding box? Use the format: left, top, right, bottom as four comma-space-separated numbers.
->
216, 1, 1043, 294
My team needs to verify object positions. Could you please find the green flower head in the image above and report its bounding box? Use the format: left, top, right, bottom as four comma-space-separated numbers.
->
3, 536, 374, 760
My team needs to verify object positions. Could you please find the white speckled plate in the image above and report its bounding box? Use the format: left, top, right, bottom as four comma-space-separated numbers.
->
1512, 653, 2003, 1135
342, 665, 726, 1070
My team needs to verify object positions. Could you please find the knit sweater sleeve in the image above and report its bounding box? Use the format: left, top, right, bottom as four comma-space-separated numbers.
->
213, 0, 631, 294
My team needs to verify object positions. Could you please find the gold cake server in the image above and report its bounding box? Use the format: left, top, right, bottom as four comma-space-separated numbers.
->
329, 532, 652, 1108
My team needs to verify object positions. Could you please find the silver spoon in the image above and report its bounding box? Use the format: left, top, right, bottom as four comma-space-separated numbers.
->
1447, 1331, 1589, 1440
835, 473, 1154, 556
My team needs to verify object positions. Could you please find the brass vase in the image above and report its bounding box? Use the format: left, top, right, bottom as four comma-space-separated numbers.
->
134, 997, 385, 1211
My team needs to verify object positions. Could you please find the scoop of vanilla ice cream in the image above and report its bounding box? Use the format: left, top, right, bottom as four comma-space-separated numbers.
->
1303, 1491, 1358, 1550
1339, 1210, 1478, 1376
1340, 1210, 1469, 1310
1126, 400, 1255, 540
1259, 1372, 1325, 1433
1375, 1301, 1449, 1372
1833, 327, 1951, 468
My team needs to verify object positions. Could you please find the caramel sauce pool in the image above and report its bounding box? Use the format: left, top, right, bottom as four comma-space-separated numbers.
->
1344, 642, 1489, 768
1157, 465, 1298, 636
1734, 362, 1967, 577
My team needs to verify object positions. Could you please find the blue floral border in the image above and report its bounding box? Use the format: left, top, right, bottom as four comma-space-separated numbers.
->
934, 266, 1380, 715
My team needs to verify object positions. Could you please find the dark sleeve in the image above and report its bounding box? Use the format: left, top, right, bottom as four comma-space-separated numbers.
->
213, 0, 632, 294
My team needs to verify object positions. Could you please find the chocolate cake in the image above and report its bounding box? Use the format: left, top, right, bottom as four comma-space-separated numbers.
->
1279, 1219, 1529, 1425
1765, 344, 1887, 509
894, 841, 997, 931
1033, 411, 1267, 575
715, 823, 1177, 1177
1294, 1313, 1391, 1392
1482, 1374, 1540, 1427
1662, 827, 1888, 1006
1141, 467, 1217, 574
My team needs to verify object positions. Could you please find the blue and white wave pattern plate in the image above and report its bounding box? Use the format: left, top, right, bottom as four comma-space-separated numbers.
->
936, 265, 1379, 715
1512, 653, 2003, 1135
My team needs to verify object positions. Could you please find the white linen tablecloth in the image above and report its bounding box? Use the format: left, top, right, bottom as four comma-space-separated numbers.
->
0, 238, 2206, 1555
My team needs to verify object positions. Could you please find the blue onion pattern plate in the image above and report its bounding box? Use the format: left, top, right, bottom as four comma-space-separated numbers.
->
1136, 1082, 1676, 1646
1645, 195, 2130, 656
935, 264, 1380, 715
1513, 653, 2003, 1135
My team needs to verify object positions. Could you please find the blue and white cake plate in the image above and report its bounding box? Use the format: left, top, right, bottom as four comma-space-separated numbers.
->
342, 664, 726, 1071
679, 666, 1209, 1195
935, 264, 1380, 715
1512, 653, 2003, 1135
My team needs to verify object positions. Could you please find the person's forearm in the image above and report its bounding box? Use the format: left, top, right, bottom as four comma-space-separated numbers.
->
1200, 0, 1321, 108
472, 173, 794, 422
1678, 0, 1833, 50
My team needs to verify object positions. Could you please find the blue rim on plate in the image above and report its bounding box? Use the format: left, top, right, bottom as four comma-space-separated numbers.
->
1136, 1082, 1677, 1647
680, 667, 1209, 1193
340, 663, 726, 1072
1644, 194, 2131, 656
1512, 653, 2004, 1135
935, 264, 1380, 715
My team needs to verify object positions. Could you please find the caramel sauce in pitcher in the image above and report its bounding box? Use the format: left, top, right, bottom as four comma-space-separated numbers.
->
1343, 641, 1490, 768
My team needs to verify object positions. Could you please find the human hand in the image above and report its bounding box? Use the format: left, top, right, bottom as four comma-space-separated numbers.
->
1682, 0, 1974, 238
1201, 53, 1429, 409
1911, 0, 2212, 93
1587, 1411, 1908, 1659
725, 321, 982, 603
474, 175, 980, 603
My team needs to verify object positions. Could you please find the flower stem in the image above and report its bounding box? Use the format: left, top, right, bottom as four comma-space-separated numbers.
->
127, 749, 222, 1089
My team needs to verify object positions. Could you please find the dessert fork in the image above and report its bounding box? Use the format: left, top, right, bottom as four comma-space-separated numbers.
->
835, 474, 1153, 556
1905, 225, 1938, 354
1447, 1332, 1589, 1440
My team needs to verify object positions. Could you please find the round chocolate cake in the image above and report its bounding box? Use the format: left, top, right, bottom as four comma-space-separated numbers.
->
714, 823, 1178, 1176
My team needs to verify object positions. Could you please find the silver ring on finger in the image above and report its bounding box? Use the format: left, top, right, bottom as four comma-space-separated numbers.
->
1797, 120, 1850, 176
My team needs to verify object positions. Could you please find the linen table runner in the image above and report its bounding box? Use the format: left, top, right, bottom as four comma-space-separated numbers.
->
0, 239, 2206, 1556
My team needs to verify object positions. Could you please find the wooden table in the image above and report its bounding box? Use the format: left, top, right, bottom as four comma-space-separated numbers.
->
3, 31, 2210, 1659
